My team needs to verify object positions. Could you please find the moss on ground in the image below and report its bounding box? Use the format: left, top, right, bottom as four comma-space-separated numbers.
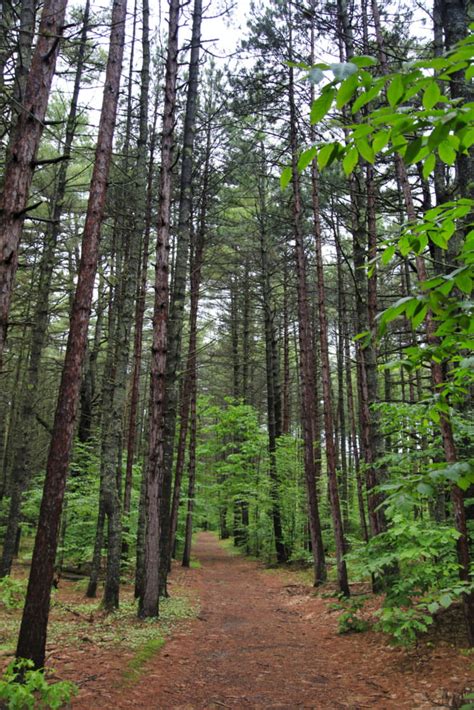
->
121, 637, 166, 685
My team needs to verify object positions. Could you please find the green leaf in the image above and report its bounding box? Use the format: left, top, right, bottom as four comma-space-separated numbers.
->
310, 87, 336, 124
416, 482, 434, 496
412, 303, 428, 329
343, 147, 359, 175
308, 67, 324, 84
336, 73, 359, 108
349, 55, 377, 67
372, 130, 390, 153
381, 244, 396, 265
330, 62, 358, 81
439, 593, 452, 609
429, 230, 448, 249
387, 75, 404, 107
459, 127, 474, 150
422, 81, 441, 109
454, 270, 473, 293
297, 146, 317, 172
438, 140, 456, 165
404, 137, 424, 165
422, 153, 436, 179
356, 137, 375, 163
280, 166, 292, 190
318, 143, 336, 170
352, 80, 385, 113
428, 122, 450, 150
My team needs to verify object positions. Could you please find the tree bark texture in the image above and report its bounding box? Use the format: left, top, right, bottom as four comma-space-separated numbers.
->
0, 0, 90, 578
0, 0, 68, 365
288, 54, 326, 586
159, 0, 202, 594
16, 0, 127, 667
139, 0, 179, 619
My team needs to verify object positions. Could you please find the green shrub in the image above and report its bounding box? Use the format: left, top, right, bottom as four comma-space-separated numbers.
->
0, 659, 77, 709
0, 578, 26, 610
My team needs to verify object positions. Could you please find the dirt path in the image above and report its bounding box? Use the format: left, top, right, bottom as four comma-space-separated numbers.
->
72, 532, 472, 709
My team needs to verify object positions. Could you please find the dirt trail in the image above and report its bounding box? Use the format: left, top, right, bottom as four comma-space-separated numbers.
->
72, 532, 472, 709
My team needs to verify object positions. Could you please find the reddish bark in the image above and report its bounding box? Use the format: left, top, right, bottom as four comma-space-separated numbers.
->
0, 0, 68, 366
288, 44, 326, 585
140, 0, 180, 619
15, 0, 128, 667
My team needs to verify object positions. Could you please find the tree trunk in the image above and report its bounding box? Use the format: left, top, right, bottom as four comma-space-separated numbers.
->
257, 142, 287, 564
169, 116, 210, 564
0, 0, 68, 365
16, 0, 127, 667
182, 374, 197, 568
287, 37, 326, 585
122, 0, 151, 558
159, 0, 202, 595
0, 0, 91, 578
139, 0, 180, 619
310, 157, 349, 596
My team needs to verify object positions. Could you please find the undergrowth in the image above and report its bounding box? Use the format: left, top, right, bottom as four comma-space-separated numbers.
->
0, 659, 77, 710
121, 637, 165, 686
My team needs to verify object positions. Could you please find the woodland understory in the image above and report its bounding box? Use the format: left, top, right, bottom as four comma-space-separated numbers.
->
0, 0, 473, 706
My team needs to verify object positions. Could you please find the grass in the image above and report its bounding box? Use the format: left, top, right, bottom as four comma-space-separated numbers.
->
121, 637, 166, 685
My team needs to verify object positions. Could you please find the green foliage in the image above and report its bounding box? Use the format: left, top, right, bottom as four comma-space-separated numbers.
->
346, 513, 473, 645
0, 577, 26, 610
301, 29, 474, 390
0, 659, 77, 710
122, 638, 165, 685
375, 605, 433, 646
330, 595, 371, 635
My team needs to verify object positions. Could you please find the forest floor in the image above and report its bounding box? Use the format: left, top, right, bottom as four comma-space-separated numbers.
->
2, 531, 473, 708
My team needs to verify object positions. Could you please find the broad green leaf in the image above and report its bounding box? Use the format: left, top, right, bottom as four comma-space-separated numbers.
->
297, 146, 317, 171
422, 153, 436, 178
417, 482, 434, 496
412, 303, 428, 329
353, 124, 373, 139
318, 143, 336, 170
352, 80, 385, 113
428, 122, 450, 150
455, 270, 473, 293
458, 126, 474, 150
349, 55, 377, 68
308, 67, 324, 84
336, 73, 359, 109
280, 166, 292, 190
422, 81, 441, 109
343, 146, 359, 175
356, 137, 375, 163
381, 244, 396, 265
429, 230, 448, 250
399, 235, 411, 257
372, 130, 390, 153
330, 62, 358, 81
387, 75, 404, 107
404, 137, 424, 164
310, 87, 335, 124
438, 140, 456, 165
439, 594, 452, 609
287, 60, 311, 70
